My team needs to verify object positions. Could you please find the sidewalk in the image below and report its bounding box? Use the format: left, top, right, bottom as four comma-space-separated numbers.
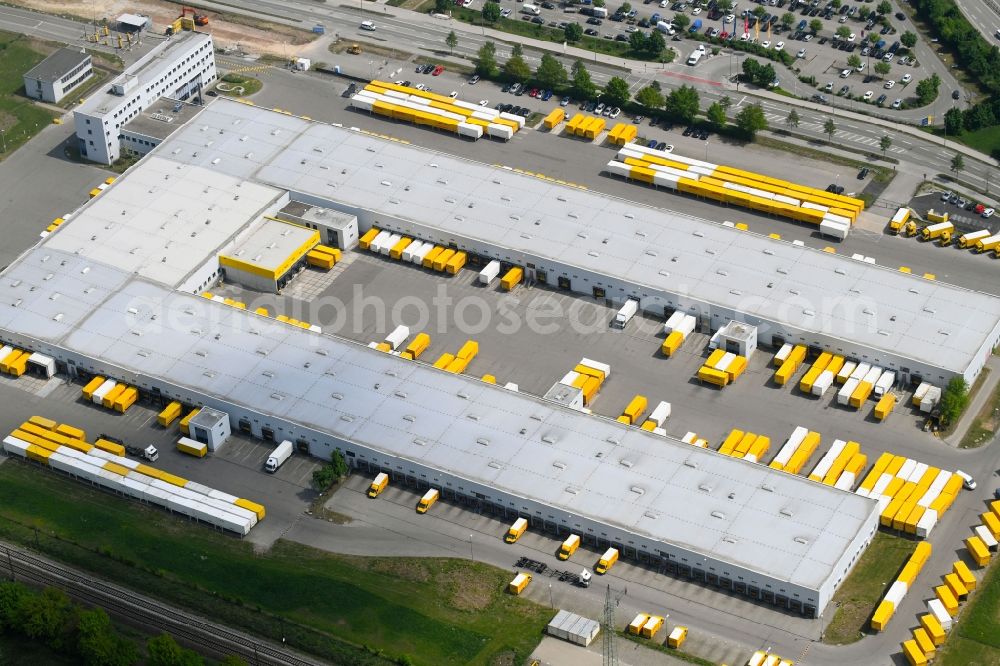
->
944, 354, 1000, 448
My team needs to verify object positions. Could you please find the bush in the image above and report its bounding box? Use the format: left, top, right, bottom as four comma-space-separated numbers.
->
939, 377, 969, 425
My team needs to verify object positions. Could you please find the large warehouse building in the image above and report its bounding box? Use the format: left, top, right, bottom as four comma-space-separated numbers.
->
3, 99, 998, 615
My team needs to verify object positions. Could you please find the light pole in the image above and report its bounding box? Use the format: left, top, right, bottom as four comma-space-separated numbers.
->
469, 534, 474, 561
549, 583, 554, 608
705, 139, 709, 162
0, 128, 6, 153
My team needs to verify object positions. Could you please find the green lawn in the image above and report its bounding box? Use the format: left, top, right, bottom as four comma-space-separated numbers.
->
0, 31, 58, 159
947, 125, 1000, 158
0, 461, 551, 666
218, 73, 263, 97
823, 533, 916, 645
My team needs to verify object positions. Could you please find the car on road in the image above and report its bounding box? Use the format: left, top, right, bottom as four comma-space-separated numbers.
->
952, 90, 961, 99
360, 20, 376, 31
884, 80, 895, 89
895, 11, 905, 20
863, 90, 874, 100
469, 74, 480, 84
891, 98, 902, 109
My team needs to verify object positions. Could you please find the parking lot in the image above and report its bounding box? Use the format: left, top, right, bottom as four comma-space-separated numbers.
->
910, 191, 999, 235
213, 249, 969, 479
0, 375, 320, 549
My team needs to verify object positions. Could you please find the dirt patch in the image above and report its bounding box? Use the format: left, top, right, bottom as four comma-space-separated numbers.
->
444, 567, 494, 612
8, 0, 315, 56
0, 111, 16, 131
371, 559, 432, 583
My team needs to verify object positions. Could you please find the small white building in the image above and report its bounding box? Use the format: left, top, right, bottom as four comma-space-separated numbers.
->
23, 48, 93, 104
73, 30, 216, 164
187, 407, 231, 451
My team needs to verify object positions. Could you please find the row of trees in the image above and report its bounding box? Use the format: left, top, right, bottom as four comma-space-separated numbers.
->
911, 0, 1000, 97
0, 582, 237, 666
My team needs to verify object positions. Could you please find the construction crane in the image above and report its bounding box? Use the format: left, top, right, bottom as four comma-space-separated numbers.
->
602, 584, 627, 666
182, 6, 209, 26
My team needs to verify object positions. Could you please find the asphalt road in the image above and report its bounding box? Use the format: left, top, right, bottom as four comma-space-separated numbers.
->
953, 0, 1000, 44
0, 5, 162, 66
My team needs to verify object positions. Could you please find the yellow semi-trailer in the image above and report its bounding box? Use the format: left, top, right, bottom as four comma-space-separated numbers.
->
558, 534, 580, 560
179, 408, 200, 436
505, 517, 528, 543
401, 333, 431, 360
628, 613, 650, 635
508, 572, 532, 595
958, 229, 990, 248
501, 266, 523, 291
368, 472, 389, 498
27, 416, 57, 430
920, 221, 954, 242
975, 233, 1000, 253
113, 386, 138, 413
417, 488, 440, 513
101, 384, 127, 409
177, 436, 208, 458
158, 401, 183, 427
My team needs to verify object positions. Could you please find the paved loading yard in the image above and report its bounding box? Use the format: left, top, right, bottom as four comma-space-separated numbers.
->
216, 250, 964, 475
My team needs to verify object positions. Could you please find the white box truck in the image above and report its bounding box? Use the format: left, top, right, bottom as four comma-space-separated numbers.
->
521, 4, 541, 14
265, 440, 293, 473
613, 299, 638, 328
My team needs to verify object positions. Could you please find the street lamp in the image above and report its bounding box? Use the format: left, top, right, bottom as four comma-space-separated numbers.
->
0, 128, 6, 153
469, 534, 474, 562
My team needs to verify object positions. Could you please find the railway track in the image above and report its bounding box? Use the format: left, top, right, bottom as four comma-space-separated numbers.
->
0, 540, 324, 666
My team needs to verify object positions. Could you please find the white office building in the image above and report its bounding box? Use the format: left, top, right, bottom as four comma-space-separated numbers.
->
23, 48, 93, 104
73, 31, 215, 164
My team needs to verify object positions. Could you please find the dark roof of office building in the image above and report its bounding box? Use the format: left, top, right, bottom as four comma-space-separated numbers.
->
24, 48, 90, 83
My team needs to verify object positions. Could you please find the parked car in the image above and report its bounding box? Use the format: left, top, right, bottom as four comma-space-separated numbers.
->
863, 90, 874, 100
858, 167, 870, 179
432, 65, 444, 76
469, 74, 480, 84
891, 98, 902, 109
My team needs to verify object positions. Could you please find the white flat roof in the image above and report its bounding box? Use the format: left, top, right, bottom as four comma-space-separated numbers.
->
223, 218, 315, 273
40, 156, 280, 287
0, 246, 877, 592
157, 99, 1000, 375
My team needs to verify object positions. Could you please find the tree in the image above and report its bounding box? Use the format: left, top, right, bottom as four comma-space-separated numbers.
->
868, 32, 879, 44
535, 54, 568, 90
939, 377, 969, 425
717, 0, 733, 11
475, 41, 498, 77
0, 582, 28, 632
752, 5, 766, 17
915, 74, 941, 105
809, 18, 823, 34
742, 57, 761, 83
673, 13, 690, 31
780, 12, 795, 29
593, 0, 605, 6
754, 62, 776, 88
944, 107, 964, 136
17, 587, 75, 651
445, 31, 458, 54
874, 61, 891, 79
564, 22, 582, 42
823, 117, 836, 142
504, 51, 532, 84
147, 634, 203, 666
602, 76, 631, 106
858, 6, 871, 20
785, 108, 800, 129
735, 102, 767, 138
482, 2, 501, 23
900, 30, 917, 49
434, 0, 450, 13
635, 85, 664, 110
707, 101, 727, 129
330, 450, 348, 478
647, 29, 665, 55
77, 608, 139, 666
629, 30, 648, 53
621, 2, 631, 13
571, 60, 597, 99
835, 25, 851, 40
879, 135, 892, 157
830, 0, 841, 7
951, 153, 965, 173
665, 84, 700, 123
876, 0, 891, 15
846, 54, 861, 70
512, 43, 524, 58
719, 95, 732, 110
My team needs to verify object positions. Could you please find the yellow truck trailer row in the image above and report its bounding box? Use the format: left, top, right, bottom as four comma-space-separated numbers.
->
608, 144, 863, 233
698, 348, 747, 388
717, 429, 771, 463
870, 541, 932, 632
856, 452, 964, 539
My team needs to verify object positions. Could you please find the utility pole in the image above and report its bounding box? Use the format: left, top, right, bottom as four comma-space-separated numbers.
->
602, 584, 626, 666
